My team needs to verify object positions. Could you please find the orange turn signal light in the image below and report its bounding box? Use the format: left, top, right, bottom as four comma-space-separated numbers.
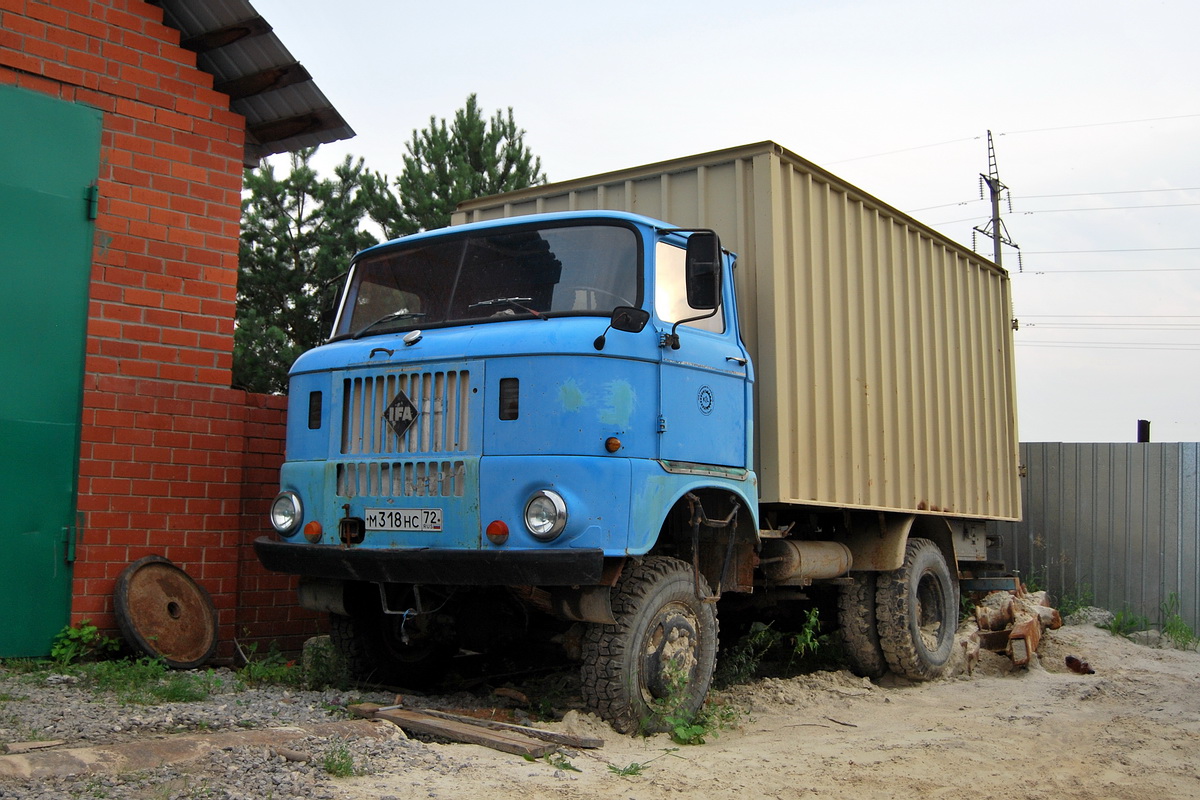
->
303, 520, 323, 543
605, 437, 622, 453
486, 519, 510, 545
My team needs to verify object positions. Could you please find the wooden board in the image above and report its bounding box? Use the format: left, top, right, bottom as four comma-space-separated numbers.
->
376, 709, 557, 757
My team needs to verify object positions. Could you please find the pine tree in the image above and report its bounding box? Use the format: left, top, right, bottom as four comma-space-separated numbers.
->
368, 94, 547, 238
235, 148, 378, 393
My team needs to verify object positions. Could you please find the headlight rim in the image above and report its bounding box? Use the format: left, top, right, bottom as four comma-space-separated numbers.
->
523, 489, 568, 541
270, 491, 303, 535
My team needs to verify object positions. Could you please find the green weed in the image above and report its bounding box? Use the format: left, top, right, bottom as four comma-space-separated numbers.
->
1055, 583, 1095, 618
322, 743, 356, 777
236, 641, 302, 687
523, 752, 582, 772
1100, 607, 1150, 638
50, 620, 120, 667
1160, 593, 1199, 650
608, 747, 682, 777
715, 608, 838, 687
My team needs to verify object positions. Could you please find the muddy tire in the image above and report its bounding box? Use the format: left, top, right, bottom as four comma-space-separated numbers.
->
328, 600, 457, 687
837, 572, 888, 679
580, 557, 719, 734
875, 538, 959, 680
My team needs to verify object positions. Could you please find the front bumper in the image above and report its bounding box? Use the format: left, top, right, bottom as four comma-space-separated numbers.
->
253, 536, 606, 586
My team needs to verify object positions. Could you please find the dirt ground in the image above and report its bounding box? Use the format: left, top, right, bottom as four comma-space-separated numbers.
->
341, 623, 1200, 800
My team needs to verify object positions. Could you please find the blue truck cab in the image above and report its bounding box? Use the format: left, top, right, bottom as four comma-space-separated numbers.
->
256, 211, 759, 730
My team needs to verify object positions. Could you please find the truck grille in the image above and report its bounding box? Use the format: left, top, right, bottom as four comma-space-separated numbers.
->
336, 460, 467, 498
340, 370, 470, 456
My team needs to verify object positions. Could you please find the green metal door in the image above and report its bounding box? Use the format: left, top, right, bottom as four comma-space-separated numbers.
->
0, 86, 102, 656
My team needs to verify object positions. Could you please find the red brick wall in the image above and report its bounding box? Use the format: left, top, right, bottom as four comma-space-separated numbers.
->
0, 0, 322, 659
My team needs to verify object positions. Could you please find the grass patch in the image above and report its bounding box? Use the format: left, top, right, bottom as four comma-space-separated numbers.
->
1055, 583, 1095, 618
79, 657, 224, 704
1160, 593, 1199, 650
235, 641, 303, 688
1100, 607, 1151, 639
321, 743, 356, 777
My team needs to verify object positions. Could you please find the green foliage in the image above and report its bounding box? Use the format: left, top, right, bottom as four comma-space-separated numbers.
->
235, 96, 546, 393
608, 749, 681, 777
236, 641, 302, 687
1055, 583, 1095, 618
715, 620, 782, 686
322, 743, 356, 777
1100, 607, 1151, 638
236, 148, 379, 393
715, 608, 838, 687
1021, 569, 1046, 594
648, 661, 744, 745
80, 657, 223, 704
1160, 593, 1199, 649
50, 620, 120, 667
368, 93, 546, 237
523, 752, 581, 772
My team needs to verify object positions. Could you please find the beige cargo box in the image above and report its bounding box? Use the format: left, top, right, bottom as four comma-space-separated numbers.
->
454, 141, 1021, 521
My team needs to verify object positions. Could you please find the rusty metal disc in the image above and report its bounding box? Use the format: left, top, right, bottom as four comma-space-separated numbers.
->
114, 555, 218, 669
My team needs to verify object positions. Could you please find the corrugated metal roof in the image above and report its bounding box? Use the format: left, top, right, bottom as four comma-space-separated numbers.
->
149, 0, 354, 162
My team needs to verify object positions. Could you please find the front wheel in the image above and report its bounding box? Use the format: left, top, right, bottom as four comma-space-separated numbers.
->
875, 538, 959, 680
580, 557, 719, 734
328, 586, 459, 687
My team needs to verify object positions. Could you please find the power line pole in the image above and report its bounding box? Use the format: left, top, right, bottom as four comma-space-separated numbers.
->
973, 130, 1021, 270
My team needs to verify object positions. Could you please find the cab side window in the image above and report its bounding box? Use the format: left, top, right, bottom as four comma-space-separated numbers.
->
655, 241, 724, 333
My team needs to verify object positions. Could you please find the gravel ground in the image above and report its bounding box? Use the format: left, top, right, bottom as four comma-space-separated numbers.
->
0, 662, 474, 800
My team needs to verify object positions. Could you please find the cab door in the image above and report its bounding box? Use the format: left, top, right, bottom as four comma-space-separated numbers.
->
655, 240, 750, 468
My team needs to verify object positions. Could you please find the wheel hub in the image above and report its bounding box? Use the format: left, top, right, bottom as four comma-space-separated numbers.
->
641, 603, 700, 700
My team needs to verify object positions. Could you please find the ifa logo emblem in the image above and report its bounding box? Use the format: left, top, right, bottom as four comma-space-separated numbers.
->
383, 390, 419, 438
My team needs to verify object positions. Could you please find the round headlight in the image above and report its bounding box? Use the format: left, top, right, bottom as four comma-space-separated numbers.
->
524, 489, 567, 540
270, 491, 303, 535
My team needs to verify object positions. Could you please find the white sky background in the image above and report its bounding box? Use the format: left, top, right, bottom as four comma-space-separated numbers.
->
253, 0, 1200, 443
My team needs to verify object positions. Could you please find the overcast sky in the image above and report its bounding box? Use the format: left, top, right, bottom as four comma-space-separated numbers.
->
252, 0, 1200, 443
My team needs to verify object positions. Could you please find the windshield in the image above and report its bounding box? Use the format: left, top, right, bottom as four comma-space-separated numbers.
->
333, 222, 641, 339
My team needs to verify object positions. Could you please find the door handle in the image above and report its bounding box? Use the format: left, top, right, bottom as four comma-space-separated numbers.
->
726, 356, 747, 366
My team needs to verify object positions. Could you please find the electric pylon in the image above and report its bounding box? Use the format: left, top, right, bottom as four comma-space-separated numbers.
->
973, 130, 1021, 270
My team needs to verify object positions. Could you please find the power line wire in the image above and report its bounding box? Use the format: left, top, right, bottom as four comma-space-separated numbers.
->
1021, 187, 1200, 199
1025, 247, 1200, 254
1020, 202, 1200, 214
1018, 268, 1200, 274
1017, 341, 1200, 351
999, 113, 1200, 137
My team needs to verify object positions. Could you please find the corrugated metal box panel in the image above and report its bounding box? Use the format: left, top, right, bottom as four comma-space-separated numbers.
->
995, 442, 1200, 631
455, 142, 1021, 521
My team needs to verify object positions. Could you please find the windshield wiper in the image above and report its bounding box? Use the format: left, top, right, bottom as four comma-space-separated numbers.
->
350, 311, 427, 340
467, 297, 546, 319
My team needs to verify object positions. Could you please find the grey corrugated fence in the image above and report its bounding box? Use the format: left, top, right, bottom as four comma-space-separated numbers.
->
990, 442, 1199, 631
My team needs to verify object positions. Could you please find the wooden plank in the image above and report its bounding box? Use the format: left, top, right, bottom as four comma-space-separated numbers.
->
376, 709, 556, 757
416, 708, 604, 749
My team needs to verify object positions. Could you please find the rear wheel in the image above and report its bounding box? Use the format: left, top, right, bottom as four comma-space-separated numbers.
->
837, 572, 888, 678
875, 538, 959, 680
580, 557, 719, 734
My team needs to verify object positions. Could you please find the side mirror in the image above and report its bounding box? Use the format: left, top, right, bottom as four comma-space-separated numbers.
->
685, 231, 721, 310
593, 306, 649, 350
610, 306, 649, 333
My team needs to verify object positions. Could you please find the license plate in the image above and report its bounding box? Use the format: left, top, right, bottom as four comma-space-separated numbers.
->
365, 507, 443, 532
